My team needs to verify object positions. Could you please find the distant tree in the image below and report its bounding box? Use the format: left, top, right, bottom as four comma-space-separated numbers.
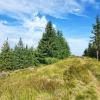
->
83, 43, 96, 58
83, 49, 88, 56
17, 37, 24, 49
91, 16, 100, 60
0, 39, 14, 70
84, 16, 100, 60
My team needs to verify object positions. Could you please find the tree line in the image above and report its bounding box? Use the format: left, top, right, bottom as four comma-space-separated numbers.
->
83, 16, 100, 60
0, 21, 70, 71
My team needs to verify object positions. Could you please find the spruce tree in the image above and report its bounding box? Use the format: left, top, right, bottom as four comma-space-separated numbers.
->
37, 21, 58, 62
83, 43, 96, 58
56, 31, 70, 59
38, 21, 70, 63
84, 16, 100, 60
23, 46, 35, 67
13, 38, 36, 69
0, 39, 14, 70
91, 16, 100, 60
13, 38, 25, 69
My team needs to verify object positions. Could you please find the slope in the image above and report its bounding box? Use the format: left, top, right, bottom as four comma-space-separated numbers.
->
0, 57, 100, 100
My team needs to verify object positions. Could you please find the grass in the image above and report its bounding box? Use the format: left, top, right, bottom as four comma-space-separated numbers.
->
0, 57, 100, 100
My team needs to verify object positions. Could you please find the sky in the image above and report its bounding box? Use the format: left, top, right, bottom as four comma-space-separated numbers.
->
0, 0, 100, 56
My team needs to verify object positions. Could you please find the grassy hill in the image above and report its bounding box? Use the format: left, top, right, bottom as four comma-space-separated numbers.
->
0, 57, 100, 100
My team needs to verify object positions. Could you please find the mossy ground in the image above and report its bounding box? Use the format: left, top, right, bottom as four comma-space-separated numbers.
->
0, 57, 100, 100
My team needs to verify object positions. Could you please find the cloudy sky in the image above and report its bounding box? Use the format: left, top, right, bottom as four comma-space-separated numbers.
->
0, 0, 100, 55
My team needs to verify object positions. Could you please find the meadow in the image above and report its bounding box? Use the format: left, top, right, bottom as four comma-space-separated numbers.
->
0, 57, 100, 100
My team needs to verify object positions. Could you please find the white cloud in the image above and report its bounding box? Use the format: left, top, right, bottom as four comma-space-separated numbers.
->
0, 0, 99, 20
67, 38, 90, 56
23, 16, 47, 32
0, 0, 99, 55
0, 0, 98, 20
0, 15, 48, 48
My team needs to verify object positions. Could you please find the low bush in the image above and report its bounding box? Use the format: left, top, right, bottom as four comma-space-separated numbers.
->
44, 57, 59, 64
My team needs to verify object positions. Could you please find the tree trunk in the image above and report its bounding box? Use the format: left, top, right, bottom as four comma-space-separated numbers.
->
96, 50, 99, 61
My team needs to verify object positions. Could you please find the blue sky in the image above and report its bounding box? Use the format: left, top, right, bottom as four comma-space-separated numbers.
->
0, 0, 100, 56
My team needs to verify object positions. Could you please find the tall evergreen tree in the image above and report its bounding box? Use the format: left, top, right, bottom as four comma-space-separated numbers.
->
91, 16, 100, 60
56, 31, 70, 59
38, 21, 70, 63
38, 22, 58, 60
0, 39, 13, 70
13, 38, 36, 69
13, 38, 25, 69
84, 16, 100, 60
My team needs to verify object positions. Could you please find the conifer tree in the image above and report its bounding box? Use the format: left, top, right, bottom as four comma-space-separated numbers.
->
83, 43, 96, 58
91, 16, 100, 60
56, 31, 70, 59
23, 46, 35, 67
38, 21, 58, 62
0, 39, 14, 70
13, 38, 36, 69
84, 16, 100, 60
38, 21, 70, 63
13, 38, 25, 69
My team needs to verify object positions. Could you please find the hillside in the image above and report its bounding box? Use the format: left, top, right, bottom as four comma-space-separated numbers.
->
0, 57, 100, 100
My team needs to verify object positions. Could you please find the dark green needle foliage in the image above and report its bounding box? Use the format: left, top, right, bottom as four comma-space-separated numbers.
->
0, 39, 14, 70
0, 21, 70, 70
38, 21, 70, 63
84, 16, 100, 60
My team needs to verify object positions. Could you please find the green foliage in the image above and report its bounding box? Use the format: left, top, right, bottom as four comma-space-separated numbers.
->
13, 39, 24, 69
38, 21, 70, 63
84, 16, 100, 60
13, 38, 37, 69
55, 31, 70, 59
38, 21, 57, 58
0, 21, 71, 70
83, 43, 97, 58
44, 57, 59, 64
0, 39, 14, 70
91, 16, 100, 49
0, 38, 38, 70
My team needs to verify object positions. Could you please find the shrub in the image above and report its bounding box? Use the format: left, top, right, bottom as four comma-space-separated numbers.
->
44, 57, 59, 64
